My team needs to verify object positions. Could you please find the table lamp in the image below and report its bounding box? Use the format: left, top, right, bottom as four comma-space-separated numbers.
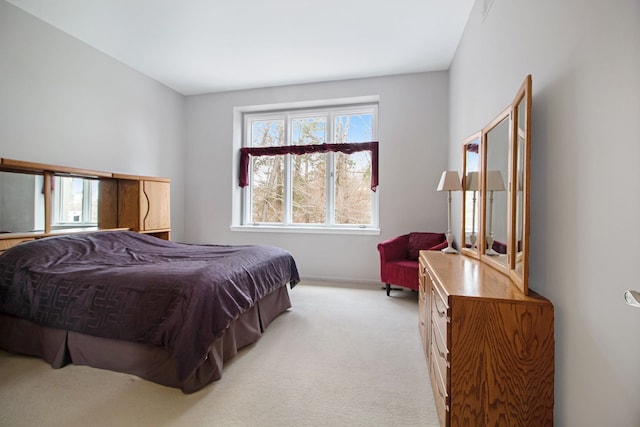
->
437, 171, 462, 254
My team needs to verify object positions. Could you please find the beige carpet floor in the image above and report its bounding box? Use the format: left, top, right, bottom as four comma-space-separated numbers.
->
0, 282, 439, 427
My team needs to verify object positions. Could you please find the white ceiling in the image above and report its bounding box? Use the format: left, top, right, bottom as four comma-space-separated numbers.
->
7, 0, 474, 96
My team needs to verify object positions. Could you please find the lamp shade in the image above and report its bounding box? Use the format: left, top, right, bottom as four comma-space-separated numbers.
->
465, 171, 479, 191
486, 170, 505, 191
437, 170, 462, 192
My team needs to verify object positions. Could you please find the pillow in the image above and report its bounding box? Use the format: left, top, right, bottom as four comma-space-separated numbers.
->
407, 232, 446, 260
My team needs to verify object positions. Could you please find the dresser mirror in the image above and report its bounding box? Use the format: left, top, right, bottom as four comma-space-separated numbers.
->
461, 132, 481, 258
459, 75, 532, 295
481, 107, 511, 274
510, 75, 532, 293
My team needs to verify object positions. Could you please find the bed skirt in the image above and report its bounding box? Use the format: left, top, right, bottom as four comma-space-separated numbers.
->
0, 285, 291, 393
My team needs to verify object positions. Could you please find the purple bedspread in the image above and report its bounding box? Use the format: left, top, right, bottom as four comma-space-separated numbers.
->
0, 231, 299, 381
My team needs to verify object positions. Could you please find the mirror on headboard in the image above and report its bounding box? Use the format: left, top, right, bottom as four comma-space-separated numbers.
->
510, 75, 532, 293
481, 107, 511, 275
461, 132, 481, 259
0, 158, 111, 237
50, 175, 100, 229
0, 171, 45, 234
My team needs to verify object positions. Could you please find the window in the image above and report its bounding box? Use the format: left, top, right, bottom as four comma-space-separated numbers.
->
52, 176, 98, 226
239, 103, 378, 232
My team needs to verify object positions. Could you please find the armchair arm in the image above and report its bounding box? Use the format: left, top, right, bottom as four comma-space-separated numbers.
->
377, 234, 410, 262
429, 240, 448, 251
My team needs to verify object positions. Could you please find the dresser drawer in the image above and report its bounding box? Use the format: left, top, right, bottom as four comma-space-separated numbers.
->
430, 344, 450, 427
419, 322, 428, 359
423, 263, 435, 286
431, 315, 449, 389
418, 291, 428, 358
431, 287, 448, 341
419, 287, 427, 325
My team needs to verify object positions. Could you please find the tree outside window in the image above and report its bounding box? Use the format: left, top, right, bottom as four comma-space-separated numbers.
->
243, 104, 378, 229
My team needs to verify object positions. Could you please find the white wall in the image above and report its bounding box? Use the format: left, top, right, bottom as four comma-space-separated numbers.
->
185, 72, 449, 283
449, 0, 640, 425
0, 1, 186, 240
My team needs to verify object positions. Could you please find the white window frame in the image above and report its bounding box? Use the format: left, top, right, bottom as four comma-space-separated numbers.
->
232, 98, 380, 235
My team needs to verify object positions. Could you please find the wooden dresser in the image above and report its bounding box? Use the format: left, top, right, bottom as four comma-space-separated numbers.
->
419, 250, 554, 427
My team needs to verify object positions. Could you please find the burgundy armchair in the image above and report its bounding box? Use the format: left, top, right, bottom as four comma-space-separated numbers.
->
377, 232, 447, 296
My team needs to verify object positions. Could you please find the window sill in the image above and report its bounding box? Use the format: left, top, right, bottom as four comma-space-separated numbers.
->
51, 224, 98, 229
230, 225, 380, 236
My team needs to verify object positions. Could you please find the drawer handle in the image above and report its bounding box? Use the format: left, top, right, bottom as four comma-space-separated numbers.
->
433, 370, 450, 412
434, 296, 447, 318
433, 331, 451, 367
425, 268, 434, 282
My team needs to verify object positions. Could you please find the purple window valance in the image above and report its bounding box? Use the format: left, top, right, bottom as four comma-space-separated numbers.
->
239, 141, 379, 192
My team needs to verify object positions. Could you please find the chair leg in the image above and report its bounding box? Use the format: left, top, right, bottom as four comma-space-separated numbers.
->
385, 284, 404, 296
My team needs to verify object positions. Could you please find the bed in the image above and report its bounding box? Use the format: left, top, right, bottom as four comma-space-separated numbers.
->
0, 230, 299, 393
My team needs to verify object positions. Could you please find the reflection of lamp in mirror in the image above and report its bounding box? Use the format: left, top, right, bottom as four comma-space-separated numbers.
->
437, 171, 462, 254
465, 171, 479, 249
485, 170, 505, 256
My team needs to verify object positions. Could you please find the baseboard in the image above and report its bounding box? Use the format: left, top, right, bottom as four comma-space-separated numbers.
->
299, 275, 381, 289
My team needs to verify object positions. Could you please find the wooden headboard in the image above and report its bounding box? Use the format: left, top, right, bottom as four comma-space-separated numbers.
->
0, 158, 171, 252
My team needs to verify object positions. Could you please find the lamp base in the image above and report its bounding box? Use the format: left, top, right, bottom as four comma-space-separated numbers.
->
442, 231, 457, 254
486, 248, 500, 256
441, 245, 458, 254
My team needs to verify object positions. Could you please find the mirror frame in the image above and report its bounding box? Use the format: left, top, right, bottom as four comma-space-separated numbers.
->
509, 75, 532, 294
479, 106, 512, 277
459, 75, 532, 295
460, 131, 482, 259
